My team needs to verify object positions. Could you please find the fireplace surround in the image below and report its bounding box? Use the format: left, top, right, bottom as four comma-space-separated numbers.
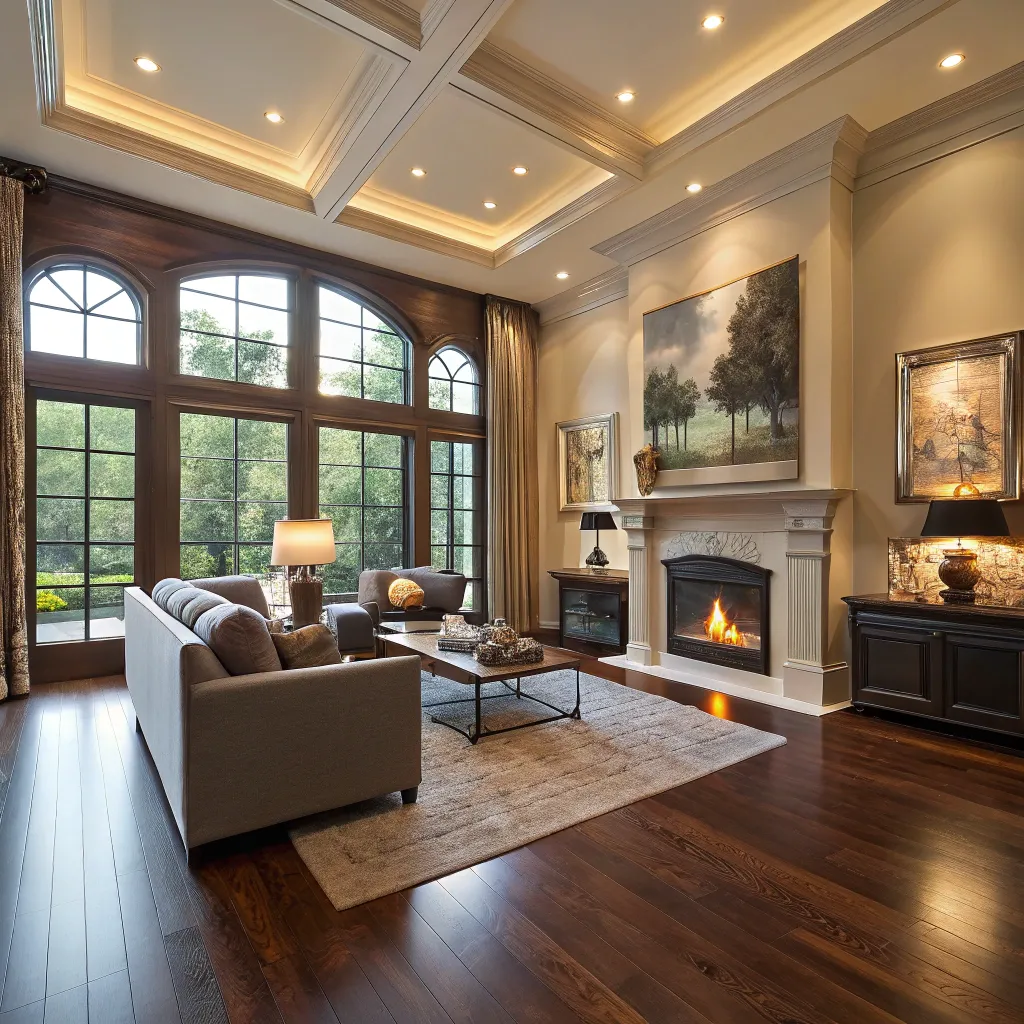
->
663, 555, 772, 675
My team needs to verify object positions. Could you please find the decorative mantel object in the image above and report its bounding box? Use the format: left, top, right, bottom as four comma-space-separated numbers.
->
896, 333, 1020, 502
642, 256, 799, 487
271, 519, 337, 628
633, 443, 660, 495
918, 498, 1010, 603
580, 511, 617, 568
556, 413, 618, 511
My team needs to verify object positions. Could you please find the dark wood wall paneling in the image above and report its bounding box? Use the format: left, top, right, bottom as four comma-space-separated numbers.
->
22, 180, 487, 684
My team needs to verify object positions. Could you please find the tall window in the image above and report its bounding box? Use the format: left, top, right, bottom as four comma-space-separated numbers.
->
179, 274, 290, 387
35, 398, 136, 643
179, 414, 288, 580
318, 427, 407, 596
430, 440, 482, 610
318, 286, 410, 403
27, 263, 141, 364
428, 347, 480, 414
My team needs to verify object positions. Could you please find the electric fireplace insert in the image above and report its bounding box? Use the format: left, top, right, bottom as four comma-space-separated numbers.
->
662, 555, 771, 675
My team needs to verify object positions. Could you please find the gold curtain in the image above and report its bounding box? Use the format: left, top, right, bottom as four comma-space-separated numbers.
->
485, 295, 539, 633
0, 177, 29, 699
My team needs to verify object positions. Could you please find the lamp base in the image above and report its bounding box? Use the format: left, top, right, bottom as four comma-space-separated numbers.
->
937, 548, 980, 604
289, 571, 323, 627
585, 546, 609, 568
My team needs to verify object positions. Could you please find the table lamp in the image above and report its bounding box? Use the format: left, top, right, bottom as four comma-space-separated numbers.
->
920, 498, 1009, 603
271, 519, 336, 627
580, 511, 617, 569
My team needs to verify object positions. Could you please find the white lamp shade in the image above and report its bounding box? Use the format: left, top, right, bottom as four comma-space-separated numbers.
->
270, 519, 336, 567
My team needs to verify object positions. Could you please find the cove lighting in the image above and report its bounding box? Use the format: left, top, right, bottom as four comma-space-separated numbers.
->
701, 14, 724, 29
939, 53, 965, 68
133, 57, 160, 72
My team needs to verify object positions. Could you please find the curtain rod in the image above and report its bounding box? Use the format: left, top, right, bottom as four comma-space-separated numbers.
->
0, 157, 47, 193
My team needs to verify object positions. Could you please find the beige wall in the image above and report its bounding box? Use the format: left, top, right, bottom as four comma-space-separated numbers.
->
852, 125, 1024, 593
537, 296, 630, 625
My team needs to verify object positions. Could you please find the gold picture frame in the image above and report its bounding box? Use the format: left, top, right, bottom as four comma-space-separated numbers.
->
896, 332, 1021, 503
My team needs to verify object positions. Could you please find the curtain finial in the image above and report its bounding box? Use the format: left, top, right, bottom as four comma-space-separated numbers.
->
0, 157, 47, 194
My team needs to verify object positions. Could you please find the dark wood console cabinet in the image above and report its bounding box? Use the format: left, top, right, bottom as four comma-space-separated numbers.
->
549, 568, 628, 657
844, 594, 1024, 741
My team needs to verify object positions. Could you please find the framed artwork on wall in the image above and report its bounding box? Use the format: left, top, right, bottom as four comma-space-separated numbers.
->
896, 332, 1021, 503
642, 255, 800, 488
557, 413, 618, 511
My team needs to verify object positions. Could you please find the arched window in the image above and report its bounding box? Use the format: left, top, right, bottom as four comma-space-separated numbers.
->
428, 346, 480, 414
317, 285, 411, 404
26, 262, 142, 364
179, 273, 290, 387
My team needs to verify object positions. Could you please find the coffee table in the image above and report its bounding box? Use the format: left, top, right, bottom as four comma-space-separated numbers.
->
382, 632, 582, 744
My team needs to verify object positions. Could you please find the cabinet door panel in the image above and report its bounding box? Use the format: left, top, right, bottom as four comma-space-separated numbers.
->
945, 634, 1024, 734
855, 624, 943, 715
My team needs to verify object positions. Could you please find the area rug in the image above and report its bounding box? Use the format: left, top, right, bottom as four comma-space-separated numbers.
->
290, 669, 786, 911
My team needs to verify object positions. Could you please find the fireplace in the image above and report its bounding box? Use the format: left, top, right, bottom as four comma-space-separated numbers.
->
662, 555, 771, 675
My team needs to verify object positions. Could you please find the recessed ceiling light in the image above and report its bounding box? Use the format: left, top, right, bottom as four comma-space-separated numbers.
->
133, 56, 160, 72
616, 90, 635, 103
483, 201, 496, 209
686, 182, 702, 193
512, 166, 528, 176
556, 271, 569, 280
701, 14, 724, 30
939, 52, 965, 69
264, 111, 284, 124
411, 167, 426, 177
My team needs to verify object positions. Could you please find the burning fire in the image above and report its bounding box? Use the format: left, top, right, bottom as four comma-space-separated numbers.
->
704, 598, 746, 647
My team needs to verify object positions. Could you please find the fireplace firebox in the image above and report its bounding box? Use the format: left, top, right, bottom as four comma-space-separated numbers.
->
662, 555, 771, 675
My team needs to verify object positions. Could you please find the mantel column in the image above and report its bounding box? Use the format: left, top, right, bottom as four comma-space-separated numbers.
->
782, 499, 849, 706
621, 515, 655, 665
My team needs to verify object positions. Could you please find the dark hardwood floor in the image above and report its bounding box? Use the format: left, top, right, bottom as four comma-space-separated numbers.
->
0, 658, 1022, 1023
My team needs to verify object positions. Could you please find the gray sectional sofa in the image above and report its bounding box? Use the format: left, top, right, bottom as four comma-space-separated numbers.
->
124, 579, 422, 858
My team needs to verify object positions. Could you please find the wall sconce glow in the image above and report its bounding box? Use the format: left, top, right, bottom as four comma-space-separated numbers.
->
133, 56, 161, 72
264, 111, 284, 124
410, 167, 426, 177
512, 166, 529, 176
556, 271, 569, 280
939, 52, 965, 68
483, 201, 496, 209
701, 14, 724, 29
616, 90, 635, 103
686, 182, 703, 193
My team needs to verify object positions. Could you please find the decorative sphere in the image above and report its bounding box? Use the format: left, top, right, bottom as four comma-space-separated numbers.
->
388, 579, 425, 610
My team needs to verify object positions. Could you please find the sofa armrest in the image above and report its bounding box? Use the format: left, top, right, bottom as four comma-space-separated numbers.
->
184, 655, 423, 848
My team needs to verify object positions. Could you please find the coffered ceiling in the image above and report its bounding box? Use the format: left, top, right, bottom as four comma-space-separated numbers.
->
3, 0, 1024, 301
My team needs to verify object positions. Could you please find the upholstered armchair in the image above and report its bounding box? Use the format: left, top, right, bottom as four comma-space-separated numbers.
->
357, 567, 467, 625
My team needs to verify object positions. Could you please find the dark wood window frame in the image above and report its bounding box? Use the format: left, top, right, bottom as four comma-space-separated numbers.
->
21, 185, 487, 682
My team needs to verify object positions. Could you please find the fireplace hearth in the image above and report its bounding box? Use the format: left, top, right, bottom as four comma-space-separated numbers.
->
662, 555, 771, 675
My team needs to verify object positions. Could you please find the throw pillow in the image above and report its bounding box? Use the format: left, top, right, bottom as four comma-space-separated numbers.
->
271, 625, 342, 669
193, 604, 282, 676
151, 578, 188, 612
388, 578, 425, 610
165, 585, 205, 622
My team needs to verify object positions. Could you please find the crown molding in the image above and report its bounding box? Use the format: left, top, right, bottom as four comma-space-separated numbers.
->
594, 115, 867, 266
421, 0, 457, 44
459, 42, 655, 179
645, 0, 956, 179
336, 206, 495, 266
322, 0, 421, 49
493, 176, 631, 266
534, 267, 628, 326
856, 60, 1024, 189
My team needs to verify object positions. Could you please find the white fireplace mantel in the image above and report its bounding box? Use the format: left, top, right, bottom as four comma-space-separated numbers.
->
611, 488, 853, 712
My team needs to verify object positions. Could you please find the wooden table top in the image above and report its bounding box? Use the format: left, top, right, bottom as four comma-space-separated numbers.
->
382, 632, 580, 685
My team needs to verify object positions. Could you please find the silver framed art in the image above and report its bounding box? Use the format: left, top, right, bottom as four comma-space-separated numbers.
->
896, 332, 1021, 503
557, 413, 618, 512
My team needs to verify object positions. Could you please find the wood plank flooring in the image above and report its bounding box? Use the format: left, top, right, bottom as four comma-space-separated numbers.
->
0, 659, 1021, 1023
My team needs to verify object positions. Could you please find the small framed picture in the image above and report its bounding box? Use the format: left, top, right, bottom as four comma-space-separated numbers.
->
896, 332, 1021, 502
556, 413, 618, 512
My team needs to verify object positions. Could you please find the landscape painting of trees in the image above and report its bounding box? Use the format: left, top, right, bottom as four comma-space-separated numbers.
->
642, 257, 799, 476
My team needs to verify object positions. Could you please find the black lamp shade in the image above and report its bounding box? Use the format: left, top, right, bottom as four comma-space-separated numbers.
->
920, 499, 1009, 539
579, 512, 617, 532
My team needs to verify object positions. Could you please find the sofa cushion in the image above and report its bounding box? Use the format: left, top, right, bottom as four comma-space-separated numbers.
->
152, 578, 188, 612
193, 604, 282, 676
271, 625, 342, 669
179, 590, 230, 631
188, 575, 271, 618
165, 585, 205, 622
358, 569, 400, 610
